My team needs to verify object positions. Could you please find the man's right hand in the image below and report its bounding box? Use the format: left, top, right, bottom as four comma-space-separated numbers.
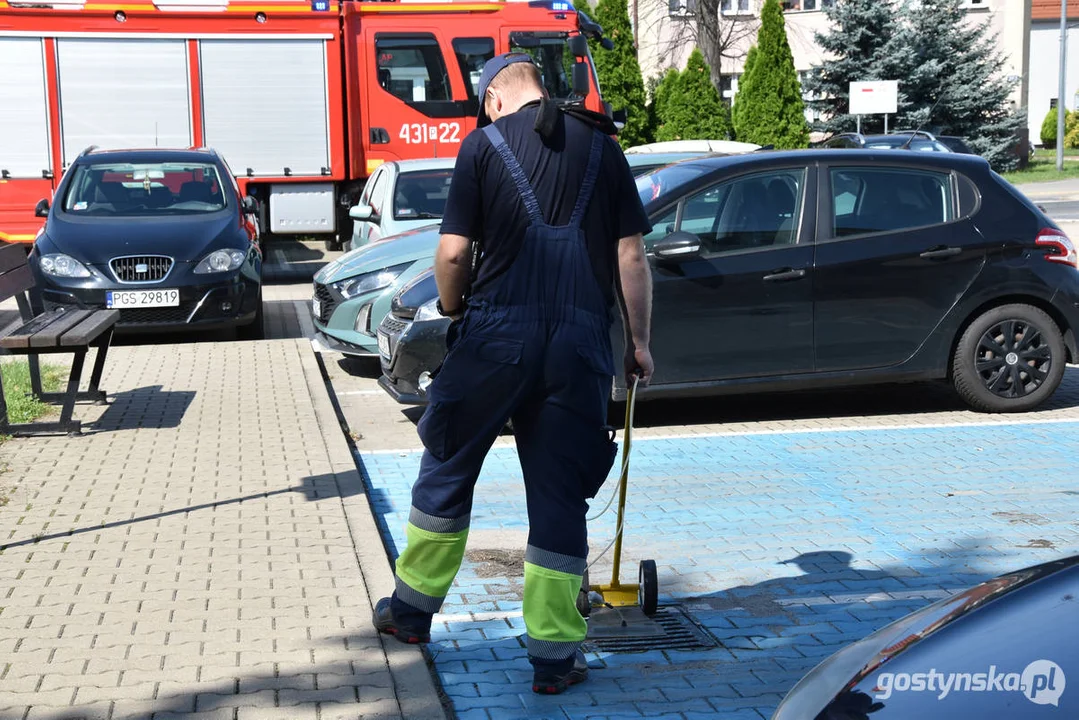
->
625, 344, 654, 388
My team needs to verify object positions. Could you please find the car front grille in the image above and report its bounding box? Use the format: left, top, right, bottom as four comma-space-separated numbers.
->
314, 283, 337, 324
380, 315, 409, 335
117, 304, 194, 325
111, 255, 173, 283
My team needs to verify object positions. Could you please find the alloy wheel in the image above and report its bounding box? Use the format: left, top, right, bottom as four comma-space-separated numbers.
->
975, 319, 1053, 399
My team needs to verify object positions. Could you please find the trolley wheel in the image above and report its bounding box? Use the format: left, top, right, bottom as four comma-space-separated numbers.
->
638, 559, 658, 617
576, 568, 591, 618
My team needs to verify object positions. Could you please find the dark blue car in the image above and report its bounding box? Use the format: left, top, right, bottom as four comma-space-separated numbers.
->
28, 146, 263, 337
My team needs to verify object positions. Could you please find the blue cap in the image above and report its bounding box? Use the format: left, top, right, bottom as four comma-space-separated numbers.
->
476, 52, 536, 128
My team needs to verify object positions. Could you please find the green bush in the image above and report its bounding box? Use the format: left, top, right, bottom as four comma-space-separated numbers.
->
655, 49, 732, 142
1042, 107, 1061, 149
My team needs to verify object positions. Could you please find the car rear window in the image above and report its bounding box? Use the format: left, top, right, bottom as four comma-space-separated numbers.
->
62, 162, 228, 216
831, 167, 954, 237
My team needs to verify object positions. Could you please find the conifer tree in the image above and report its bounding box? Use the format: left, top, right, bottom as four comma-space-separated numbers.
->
656, 49, 731, 141
731, 44, 758, 142
730, 0, 808, 148
893, 0, 1025, 171
801, 0, 903, 135
589, 0, 651, 147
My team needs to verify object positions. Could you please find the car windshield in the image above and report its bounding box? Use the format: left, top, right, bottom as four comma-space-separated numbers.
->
393, 169, 453, 221
63, 162, 228, 216
636, 162, 713, 206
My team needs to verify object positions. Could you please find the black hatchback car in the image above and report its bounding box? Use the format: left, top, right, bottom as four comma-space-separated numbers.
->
377, 149, 1079, 413
28, 147, 263, 337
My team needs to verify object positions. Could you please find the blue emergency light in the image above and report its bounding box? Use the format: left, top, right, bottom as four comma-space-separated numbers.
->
311, 0, 329, 11
528, 0, 573, 9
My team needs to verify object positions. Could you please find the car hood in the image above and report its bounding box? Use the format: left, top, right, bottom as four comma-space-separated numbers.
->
318, 224, 440, 284
44, 211, 241, 263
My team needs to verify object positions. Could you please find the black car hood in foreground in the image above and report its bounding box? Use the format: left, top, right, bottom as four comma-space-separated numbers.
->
43, 211, 239, 263
775, 554, 1079, 720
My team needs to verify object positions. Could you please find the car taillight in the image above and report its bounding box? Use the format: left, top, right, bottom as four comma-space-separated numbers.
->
1035, 227, 1078, 268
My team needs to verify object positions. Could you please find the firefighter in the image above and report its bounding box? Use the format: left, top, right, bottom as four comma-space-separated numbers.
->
372, 52, 654, 694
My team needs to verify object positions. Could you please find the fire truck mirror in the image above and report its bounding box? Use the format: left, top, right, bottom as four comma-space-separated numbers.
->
568, 34, 588, 58
35, 199, 50, 218
572, 62, 591, 99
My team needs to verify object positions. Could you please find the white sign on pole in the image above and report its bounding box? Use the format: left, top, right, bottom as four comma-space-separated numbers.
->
849, 81, 898, 115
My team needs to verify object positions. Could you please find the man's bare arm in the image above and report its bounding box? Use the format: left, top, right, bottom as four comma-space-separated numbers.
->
616, 233, 654, 385
434, 233, 473, 316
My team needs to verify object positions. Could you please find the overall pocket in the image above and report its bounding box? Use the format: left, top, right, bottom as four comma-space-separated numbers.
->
582, 425, 619, 499
416, 399, 460, 462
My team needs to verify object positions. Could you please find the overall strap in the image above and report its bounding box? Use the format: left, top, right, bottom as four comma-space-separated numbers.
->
569, 130, 606, 229
483, 124, 544, 224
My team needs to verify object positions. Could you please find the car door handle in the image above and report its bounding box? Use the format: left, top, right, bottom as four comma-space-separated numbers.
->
920, 246, 962, 259
762, 268, 806, 282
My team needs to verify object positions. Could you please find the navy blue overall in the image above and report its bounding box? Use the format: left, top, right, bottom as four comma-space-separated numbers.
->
390, 123, 618, 670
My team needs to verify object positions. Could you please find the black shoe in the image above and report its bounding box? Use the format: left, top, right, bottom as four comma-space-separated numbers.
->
531, 650, 589, 694
372, 597, 431, 644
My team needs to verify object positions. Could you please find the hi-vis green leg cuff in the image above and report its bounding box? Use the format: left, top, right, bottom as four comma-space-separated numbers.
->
523, 551, 587, 660
393, 516, 469, 614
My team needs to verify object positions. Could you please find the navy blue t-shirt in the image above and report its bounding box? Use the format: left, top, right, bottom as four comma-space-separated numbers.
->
439, 103, 652, 308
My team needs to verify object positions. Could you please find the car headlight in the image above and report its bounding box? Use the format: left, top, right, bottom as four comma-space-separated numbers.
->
332, 262, 411, 300
413, 297, 441, 322
39, 253, 91, 278
194, 249, 246, 274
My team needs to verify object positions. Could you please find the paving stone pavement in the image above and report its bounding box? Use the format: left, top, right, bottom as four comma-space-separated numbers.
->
0, 339, 446, 720
357, 413, 1079, 719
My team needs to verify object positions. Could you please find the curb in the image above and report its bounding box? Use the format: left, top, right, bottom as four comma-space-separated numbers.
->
294, 339, 451, 720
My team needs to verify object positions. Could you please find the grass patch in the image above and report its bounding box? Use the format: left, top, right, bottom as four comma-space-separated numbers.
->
1, 359, 65, 425
1001, 158, 1079, 185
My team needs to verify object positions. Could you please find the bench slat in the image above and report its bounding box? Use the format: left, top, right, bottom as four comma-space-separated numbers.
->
29, 309, 95, 348
60, 309, 119, 347
0, 244, 28, 274
0, 264, 34, 304
0, 308, 72, 349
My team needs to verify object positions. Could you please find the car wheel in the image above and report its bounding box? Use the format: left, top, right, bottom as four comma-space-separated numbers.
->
952, 303, 1066, 413
238, 294, 265, 341
324, 236, 343, 252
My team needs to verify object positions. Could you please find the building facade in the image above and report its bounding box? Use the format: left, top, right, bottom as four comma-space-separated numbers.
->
1030, 0, 1079, 144
632, 0, 1030, 137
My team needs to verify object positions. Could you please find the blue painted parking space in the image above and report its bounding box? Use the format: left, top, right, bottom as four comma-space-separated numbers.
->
359, 420, 1079, 719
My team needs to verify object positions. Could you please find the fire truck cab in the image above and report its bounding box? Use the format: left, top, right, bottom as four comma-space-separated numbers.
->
0, 0, 609, 249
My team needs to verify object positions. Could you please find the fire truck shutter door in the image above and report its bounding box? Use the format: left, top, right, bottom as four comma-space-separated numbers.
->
0, 39, 51, 178
56, 39, 192, 164
200, 39, 330, 177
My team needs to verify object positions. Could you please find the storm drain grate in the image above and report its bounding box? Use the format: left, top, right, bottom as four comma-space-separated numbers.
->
583, 605, 719, 653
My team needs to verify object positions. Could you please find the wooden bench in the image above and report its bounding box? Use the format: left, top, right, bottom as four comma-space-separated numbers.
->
0, 243, 119, 436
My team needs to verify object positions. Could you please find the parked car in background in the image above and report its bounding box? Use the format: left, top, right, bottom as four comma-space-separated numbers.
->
625, 152, 714, 177
378, 148, 1079, 413
773, 554, 1079, 719
820, 132, 953, 153
312, 223, 440, 356
28, 147, 264, 338
346, 158, 456, 251
891, 130, 976, 155
626, 139, 762, 154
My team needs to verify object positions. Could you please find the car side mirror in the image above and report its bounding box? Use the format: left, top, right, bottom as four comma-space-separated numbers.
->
34, 199, 49, 218
652, 231, 701, 262
349, 204, 375, 221
242, 195, 258, 213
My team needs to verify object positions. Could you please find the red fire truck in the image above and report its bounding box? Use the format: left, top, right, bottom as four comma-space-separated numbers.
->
0, 0, 610, 248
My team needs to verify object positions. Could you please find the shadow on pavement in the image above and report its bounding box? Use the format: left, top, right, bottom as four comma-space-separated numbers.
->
0, 473, 361, 553
91, 386, 196, 431
337, 354, 382, 379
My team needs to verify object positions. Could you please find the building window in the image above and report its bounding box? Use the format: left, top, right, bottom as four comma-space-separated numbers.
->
670, 0, 698, 16
783, 0, 833, 10
720, 0, 751, 14
960, 0, 987, 8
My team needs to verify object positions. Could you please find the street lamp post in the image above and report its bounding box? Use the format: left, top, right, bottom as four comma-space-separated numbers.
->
1059, 0, 1067, 172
